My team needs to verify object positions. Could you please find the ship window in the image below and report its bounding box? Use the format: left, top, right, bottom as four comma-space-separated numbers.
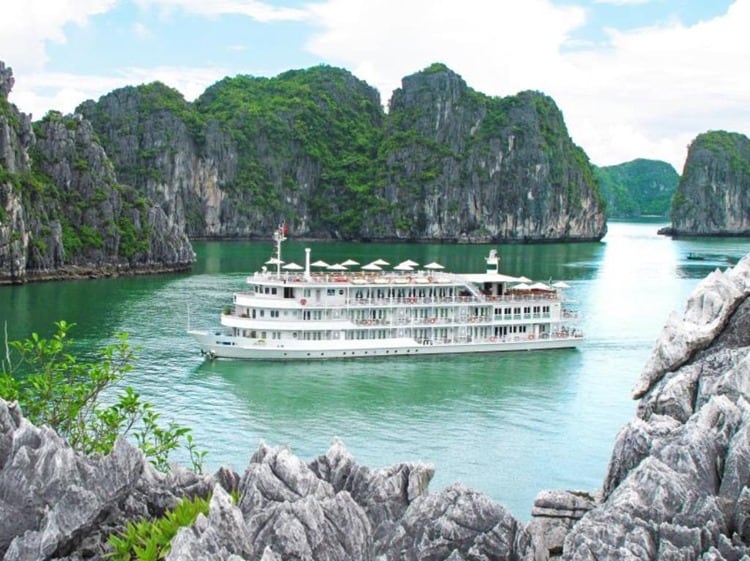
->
270, 310, 279, 318
271, 287, 277, 295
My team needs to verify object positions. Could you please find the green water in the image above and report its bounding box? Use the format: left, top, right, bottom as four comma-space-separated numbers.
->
1, 221, 748, 520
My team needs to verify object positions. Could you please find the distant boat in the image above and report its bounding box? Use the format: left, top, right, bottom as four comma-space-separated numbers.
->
188, 225, 583, 360
687, 252, 706, 261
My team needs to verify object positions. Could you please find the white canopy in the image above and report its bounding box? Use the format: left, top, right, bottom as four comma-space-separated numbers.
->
394, 263, 415, 271
400, 259, 419, 267
372, 258, 390, 266
361, 263, 383, 271
516, 276, 532, 283
311, 259, 330, 267
282, 262, 304, 270
552, 281, 570, 289
265, 257, 284, 265
341, 258, 360, 266
529, 282, 553, 291
423, 261, 445, 270
511, 282, 531, 290
327, 263, 348, 271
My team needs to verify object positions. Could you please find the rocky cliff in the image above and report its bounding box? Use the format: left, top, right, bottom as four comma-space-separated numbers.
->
3, 255, 750, 559
368, 64, 606, 242
0, 62, 194, 283
667, 130, 750, 236
531, 255, 750, 560
80, 63, 606, 242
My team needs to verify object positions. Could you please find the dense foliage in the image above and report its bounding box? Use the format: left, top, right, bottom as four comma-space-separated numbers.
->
108, 495, 211, 561
594, 158, 679, 218
0, 321, 205, 472
195, 65, 384, 237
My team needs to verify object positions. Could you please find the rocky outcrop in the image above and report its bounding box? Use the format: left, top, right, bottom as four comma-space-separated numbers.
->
77, 83, 238, 239
369, 65, 606, 242
665, 130, 750, 236
0, 62, 194, 283
0, 404, 533, 560
80, 63, 605, 242
529, 255, 750, 560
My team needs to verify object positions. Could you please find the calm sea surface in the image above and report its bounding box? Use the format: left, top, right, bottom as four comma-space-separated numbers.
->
2, 221, 749, 519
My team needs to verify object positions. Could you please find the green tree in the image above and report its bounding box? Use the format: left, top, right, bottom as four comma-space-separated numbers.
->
0, 320, 205, 472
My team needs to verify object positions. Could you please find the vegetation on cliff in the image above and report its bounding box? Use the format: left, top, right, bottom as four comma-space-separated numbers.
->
79, 62, 605, 242
194, 65, 383, 238
669, 130, 750, 236
0, 61, 195, 283
594, 158, 679, 218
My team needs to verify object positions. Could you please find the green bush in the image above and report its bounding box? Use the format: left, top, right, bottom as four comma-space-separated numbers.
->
0, 320, 205, 472
107, 495, 211, 561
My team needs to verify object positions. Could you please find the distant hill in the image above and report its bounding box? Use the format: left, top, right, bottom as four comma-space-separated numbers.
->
594, 159, 679, 218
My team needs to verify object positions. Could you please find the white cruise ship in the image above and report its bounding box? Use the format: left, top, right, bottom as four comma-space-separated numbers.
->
189, 225, 583, 360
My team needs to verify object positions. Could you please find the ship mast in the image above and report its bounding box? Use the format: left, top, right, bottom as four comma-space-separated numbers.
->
272, 222, 287, 275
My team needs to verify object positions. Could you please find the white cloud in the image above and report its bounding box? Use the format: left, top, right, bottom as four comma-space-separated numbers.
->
134, 0, 309, 22
9, 66, 229, 119
304, 0, 750, 170
0, 0, 116, 74
133, 22, 153, 40
592, 0, 652, 5
305, 0, 585, 106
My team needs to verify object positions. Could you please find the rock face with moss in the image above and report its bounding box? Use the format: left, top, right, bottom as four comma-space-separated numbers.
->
369, 65, 606, 241
0, 62, 194, 283
80, 63, 605, 242
668, 130, 750, 236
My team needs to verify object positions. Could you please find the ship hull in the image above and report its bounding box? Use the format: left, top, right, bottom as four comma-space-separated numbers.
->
188, 329, 581, 361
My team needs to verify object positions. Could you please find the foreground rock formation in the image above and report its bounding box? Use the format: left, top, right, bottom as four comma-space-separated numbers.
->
1, 255, 749, 560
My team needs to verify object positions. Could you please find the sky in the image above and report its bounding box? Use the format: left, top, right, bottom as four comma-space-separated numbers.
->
1, 0, 748, 172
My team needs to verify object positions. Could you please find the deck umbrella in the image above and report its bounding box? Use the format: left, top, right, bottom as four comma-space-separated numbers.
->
361, 263, 383, 271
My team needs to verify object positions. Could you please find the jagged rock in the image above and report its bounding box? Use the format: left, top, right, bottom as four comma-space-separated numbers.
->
632, 254, 750, 398
0, 410, 534, 561
528, 490, 597, 560
546, 255, 750, 560
308, 437, 433, 541
377, 483, 533, 561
